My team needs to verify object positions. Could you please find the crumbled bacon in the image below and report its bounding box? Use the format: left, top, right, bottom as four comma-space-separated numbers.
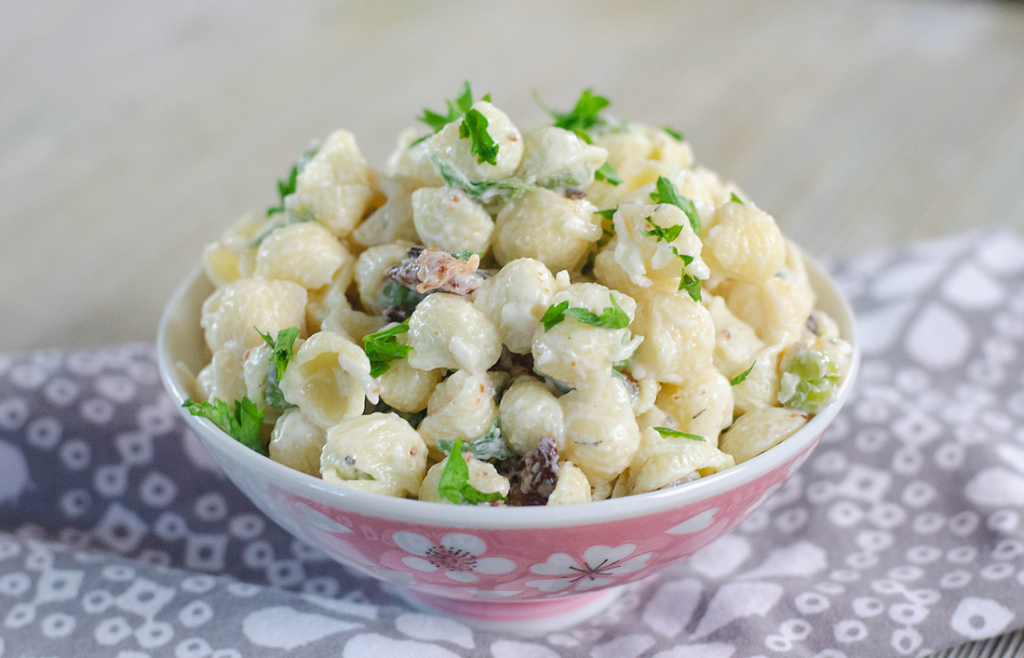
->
517, 436, 560, 506
386, 247, 488, 295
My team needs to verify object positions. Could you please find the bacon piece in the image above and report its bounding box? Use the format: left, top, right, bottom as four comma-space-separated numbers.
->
517, 436, 560, 506
386, 247, 488, 295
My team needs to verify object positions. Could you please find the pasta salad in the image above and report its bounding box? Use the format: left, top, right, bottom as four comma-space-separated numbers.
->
181, 84, 852, 507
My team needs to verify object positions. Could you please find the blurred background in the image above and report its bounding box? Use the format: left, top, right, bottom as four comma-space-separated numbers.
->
2, 0, 1023, 352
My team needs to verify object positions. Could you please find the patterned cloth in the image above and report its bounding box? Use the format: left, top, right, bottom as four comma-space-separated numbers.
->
3, 231, 1024, 657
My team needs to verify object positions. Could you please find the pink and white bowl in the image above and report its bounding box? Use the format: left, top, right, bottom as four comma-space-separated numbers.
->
157, 260, 858, 634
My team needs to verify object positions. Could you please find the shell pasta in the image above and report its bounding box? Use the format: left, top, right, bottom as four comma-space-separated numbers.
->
184, 84, 851, 506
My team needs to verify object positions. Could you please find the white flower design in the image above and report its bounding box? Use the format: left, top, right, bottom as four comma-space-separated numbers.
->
526, 544, 651, 592
392, 532, 516, 583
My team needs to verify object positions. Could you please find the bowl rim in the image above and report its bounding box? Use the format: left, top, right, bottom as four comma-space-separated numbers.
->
158, 259, 859, 530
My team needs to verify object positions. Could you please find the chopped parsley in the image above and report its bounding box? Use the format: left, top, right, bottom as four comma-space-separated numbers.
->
431, 155, 534, 203
183, 397, 266, 454
663, 126, 685, 142
566, 295, 630, 330
362, 319, 413, 378
642, 216, 684, 244
256, 326, 300, 412
730, 361, 756, 386
416, 81, 476, 138
381, 280, 428, 317
650, 176, 701, 237
458, 109, 499, 165
542, 294, 630, 331
730, 192, 745, 205
534, 88, 610, 143
436, 421, 514, 461
595, 208, 618, 222
653, 427, 705, 442
594, 162, 621, 186
267, 144, 319, 216
437, 438, 506, 505
450, 249, 478, 261
540, 301, 570, 331
678, 273, 702, 302
257, 327, 300, 382
640, 215, 702, 302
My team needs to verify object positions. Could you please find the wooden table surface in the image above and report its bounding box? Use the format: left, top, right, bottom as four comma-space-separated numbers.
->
1, 0, 1023, 356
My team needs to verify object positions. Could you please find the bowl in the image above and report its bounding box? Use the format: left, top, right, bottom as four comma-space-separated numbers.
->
157, 259, 858, 633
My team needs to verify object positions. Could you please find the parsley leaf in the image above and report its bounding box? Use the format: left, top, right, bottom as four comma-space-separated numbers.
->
450, 249, 478, 261
541, 301, 569, 331
730, 361, 756, 386
256, 326, 300, 412
458, 109, 499, 165
381, 280, 428, 318
436, 421, 514, 461
565, 294, 630, 329
267, 144, 319, 216
431, 155, 534, 203
183, 397, 266, 454
542, 295, 630, 331
650, 176, 701, 237
437, 439, 506, 505
417, 81, 476, 135
257, 327, 300, 382
534, 88, 610, 143
642, 216, 684, 244
594, 162, 622, 186
663, 126, 685, 142
362, 319, 413, 378
730, 192, 745, 205
653, 427, 705, 442
678, 273, 702, 302
595, 207, 617, 249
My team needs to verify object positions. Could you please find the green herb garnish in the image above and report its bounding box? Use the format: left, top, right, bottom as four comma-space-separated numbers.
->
451, 250, 478, 261
458, 109, 499, 165
534, 88, 610, 143
256, 326, 300, 412
594, 162, 622, 186
566, 294, 630, 329
436, 421, 514, 462
653, 427, 705, 442
267, 144, 319, 216
183, 397, 266, 454
678, 273, 702, 302
541, 294, 630, 331
257, 327, 300, 382
730, 193, 744, 205
362, 319, 413, 378
650, 176, 700, 237
541, 301, 570, 331
381, 280, 428, 317
416, 81, 476, 137
431, 155, 534, 203
730, 361, 756, 386
642, 216, 684, 244
437, 439, 506, 505
663, 127, 685, 142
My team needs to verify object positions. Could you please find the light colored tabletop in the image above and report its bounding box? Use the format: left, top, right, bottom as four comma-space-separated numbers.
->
1, 0, 1022, 357
3, 3, 1024, 653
